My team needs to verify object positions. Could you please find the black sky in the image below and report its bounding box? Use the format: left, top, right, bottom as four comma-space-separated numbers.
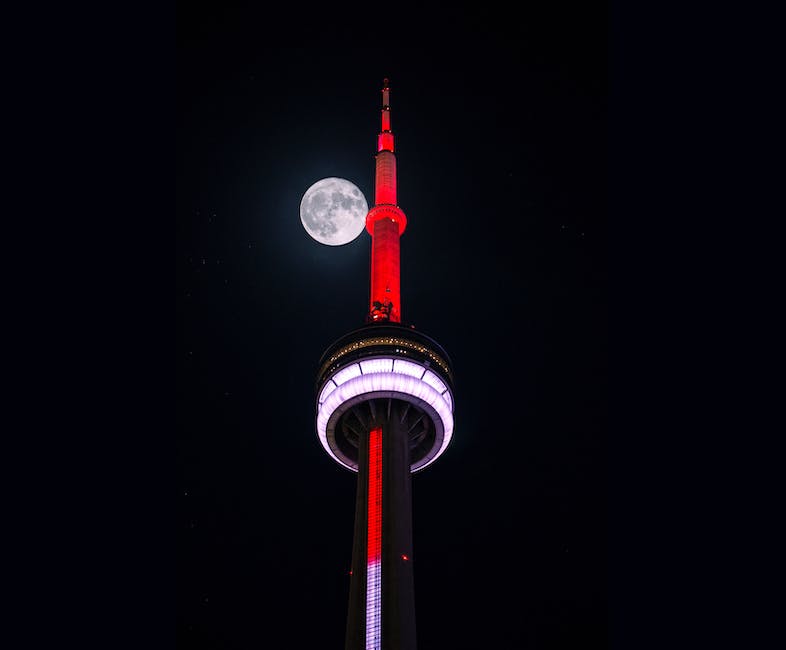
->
177, 2, 607, 648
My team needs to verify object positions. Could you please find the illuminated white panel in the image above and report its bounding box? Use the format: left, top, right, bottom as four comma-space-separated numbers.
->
392, 358, 425, 379
366, 559, 381, 649
332, 363, 362, 386
316, 357, 454, 472
360, 358, 394, 375
422, 370, 447, 395
319, 379, 338, 404
443, 389, 453, 412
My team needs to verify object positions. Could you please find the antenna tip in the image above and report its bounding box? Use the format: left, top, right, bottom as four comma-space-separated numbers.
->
383, 78, 390, 88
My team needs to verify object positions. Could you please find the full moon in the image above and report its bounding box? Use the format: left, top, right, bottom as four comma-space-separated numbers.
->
300, 177, 368, 246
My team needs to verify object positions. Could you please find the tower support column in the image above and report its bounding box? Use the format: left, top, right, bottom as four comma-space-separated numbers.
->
345, 402, 417, 650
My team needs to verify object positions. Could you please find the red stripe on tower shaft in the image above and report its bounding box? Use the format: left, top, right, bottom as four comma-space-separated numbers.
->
370, 218, 401, 323
366, 426, 382, 649
367, 427, 382, 563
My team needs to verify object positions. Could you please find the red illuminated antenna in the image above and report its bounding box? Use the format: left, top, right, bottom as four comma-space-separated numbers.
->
366, 78, 407, 324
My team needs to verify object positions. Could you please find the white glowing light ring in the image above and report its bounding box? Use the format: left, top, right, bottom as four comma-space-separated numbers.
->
316, 357, 454, 473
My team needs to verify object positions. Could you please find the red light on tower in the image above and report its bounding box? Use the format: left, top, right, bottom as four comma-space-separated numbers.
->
366, 427, 383, 647
367, 78, 407, 324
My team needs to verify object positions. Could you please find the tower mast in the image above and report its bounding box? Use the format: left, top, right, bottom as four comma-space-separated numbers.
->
367, 78, 407, 324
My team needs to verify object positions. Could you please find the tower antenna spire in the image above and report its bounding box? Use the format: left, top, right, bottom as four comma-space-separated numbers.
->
367, 77, 406, 322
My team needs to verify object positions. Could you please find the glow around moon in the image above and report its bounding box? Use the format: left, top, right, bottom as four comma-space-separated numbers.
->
300, 177, 368, 246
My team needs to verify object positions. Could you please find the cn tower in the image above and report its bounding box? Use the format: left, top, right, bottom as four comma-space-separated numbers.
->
315, 79, 455, 650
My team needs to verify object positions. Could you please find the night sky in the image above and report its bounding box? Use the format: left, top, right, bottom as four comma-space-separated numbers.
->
177, 2, 607, 648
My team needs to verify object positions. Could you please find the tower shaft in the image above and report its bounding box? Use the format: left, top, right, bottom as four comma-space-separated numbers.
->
344, 401, 417, 650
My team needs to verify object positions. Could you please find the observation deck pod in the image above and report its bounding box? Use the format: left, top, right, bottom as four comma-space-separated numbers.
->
315, 323, 455, 473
